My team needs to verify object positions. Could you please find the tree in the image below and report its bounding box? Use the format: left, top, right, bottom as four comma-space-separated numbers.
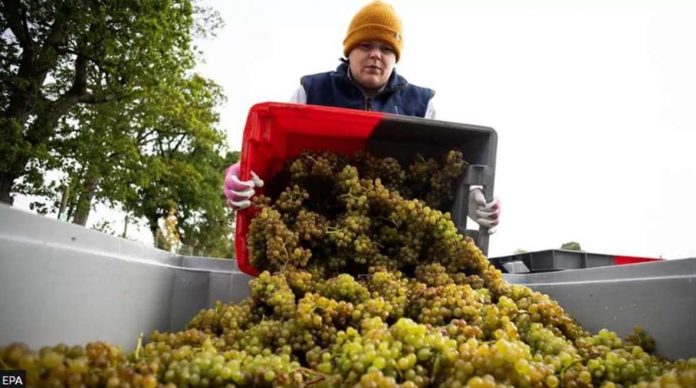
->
51, 72, 237, 257
161, 150, 240, 258
0, 0, 219, 204
122, 119, 238, 257
120, 76, 235, 256
561, 241, 582, 251
1, 1, 237, 257
49, 74, 225, 225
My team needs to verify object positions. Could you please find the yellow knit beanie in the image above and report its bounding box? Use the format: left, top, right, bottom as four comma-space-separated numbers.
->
343, 1, 403, 61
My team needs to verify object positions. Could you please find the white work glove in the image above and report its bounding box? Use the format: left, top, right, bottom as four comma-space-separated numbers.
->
223, 162, 264, 210
468, 187, 500, 234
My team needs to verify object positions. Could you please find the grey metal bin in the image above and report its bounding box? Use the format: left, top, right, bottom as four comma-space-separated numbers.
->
504, 259, 696, 360
1, 205, 694, 360
0, 204, 252, 351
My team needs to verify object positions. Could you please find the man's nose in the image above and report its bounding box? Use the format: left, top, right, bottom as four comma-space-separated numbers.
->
368, 45, 382, 58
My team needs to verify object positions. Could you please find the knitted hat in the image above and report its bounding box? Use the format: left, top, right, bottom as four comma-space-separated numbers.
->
343, 1, 403, 61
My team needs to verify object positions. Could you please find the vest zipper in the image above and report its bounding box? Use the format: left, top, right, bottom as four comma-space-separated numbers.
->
343, 68, 405, 112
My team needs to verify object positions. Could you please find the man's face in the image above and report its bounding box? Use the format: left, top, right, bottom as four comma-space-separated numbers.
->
348, 41, 397, 92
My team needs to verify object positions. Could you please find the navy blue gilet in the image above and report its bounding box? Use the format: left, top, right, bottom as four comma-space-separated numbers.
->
300, 62, 434, 118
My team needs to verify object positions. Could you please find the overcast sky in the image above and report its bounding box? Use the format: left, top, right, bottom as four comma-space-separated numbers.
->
15, 0, 696, 260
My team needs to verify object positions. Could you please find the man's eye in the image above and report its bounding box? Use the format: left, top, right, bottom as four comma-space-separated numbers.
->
381, 46, 394, 53
358, 43, 371, 50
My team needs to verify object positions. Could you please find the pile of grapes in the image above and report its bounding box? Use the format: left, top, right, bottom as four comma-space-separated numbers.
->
2, 151, 696, 387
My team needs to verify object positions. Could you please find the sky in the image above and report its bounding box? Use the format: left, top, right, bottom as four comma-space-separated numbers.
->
15, 0, 696, 260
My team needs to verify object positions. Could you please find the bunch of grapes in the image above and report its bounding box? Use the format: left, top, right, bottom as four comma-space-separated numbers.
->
248, 150, 488, 279
3, 149, 696, 387
0, 341, 158, 387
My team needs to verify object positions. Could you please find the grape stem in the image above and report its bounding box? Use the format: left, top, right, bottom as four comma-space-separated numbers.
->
430, 353, 443, 384
292, 367, 327, 386
134, 332, 144, 360
325, 227, 346, 235
558, 360, 583, 388
339, 191, 361, 201
278, 246, 292, 273
379, 216, 399, 227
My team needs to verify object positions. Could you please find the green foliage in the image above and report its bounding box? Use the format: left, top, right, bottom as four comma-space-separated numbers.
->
1, 0, 208, 199
561, 241, 583, 251
1, 1, 236, 257
90, 219, 116, 236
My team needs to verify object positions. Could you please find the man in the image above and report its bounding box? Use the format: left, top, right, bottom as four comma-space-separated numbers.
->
291, 0, 434, 118
225, 1, 499, 231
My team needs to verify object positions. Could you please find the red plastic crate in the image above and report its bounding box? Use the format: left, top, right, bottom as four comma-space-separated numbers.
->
235, 102, 498, 276
235, 104, 385, 275
613, 255, 663, 265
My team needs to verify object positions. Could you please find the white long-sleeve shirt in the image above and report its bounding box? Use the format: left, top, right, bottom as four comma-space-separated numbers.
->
290, 85, 437, 119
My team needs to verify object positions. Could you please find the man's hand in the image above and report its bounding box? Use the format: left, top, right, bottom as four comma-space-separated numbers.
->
224, 162, 264, 210
468, 187, 500, 234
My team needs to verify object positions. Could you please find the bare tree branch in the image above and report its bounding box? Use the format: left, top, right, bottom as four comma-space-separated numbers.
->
26, 53, 88, 145
55, 46, 101, 65
67, 53, 88, 97
39, 6, 70, 63
137, 128, 158, 145
0, 0, 32, 49
78, 93, 121, 104
172, 134, 186, 152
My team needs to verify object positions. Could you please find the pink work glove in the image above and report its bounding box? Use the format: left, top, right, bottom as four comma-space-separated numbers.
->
224, 162, 264, 210
468, 187, 501, 234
